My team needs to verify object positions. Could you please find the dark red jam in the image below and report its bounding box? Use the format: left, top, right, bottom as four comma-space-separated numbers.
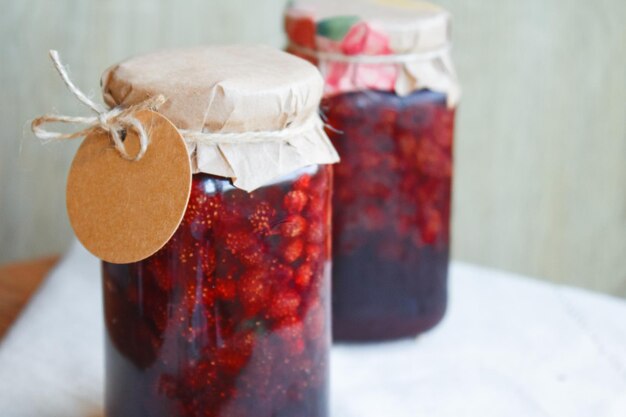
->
323, 89, 454, 341
102, 165, 332, 417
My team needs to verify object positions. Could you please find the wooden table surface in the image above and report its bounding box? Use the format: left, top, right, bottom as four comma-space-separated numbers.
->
0, 256, 59, 339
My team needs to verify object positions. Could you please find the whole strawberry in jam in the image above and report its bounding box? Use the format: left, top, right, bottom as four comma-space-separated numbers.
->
103, 165, 332, 417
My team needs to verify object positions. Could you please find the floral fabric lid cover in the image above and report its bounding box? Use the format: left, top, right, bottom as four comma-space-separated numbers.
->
285, 0, 460, 106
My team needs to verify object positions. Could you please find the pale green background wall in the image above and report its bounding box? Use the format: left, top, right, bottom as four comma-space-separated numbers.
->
1, 0, 625, 296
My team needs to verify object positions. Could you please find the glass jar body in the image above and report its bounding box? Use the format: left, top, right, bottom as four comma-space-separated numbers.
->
102, 165, 332, 417
323, 89, 455, 341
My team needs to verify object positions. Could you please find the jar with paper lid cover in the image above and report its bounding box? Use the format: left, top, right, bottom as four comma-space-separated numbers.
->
285, 0, 460, 341
95, 46, 338, 417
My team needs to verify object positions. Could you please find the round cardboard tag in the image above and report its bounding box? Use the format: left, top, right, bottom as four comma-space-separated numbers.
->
67, 110, 192, 264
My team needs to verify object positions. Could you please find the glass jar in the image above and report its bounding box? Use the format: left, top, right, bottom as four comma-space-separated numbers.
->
103, 166, 332, 417
98, 46, 338, 417
286, 0, 460, 341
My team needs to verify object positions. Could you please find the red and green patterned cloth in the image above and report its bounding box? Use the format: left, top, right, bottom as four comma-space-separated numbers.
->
286, 10, 398, 94
285, 0, 460, 104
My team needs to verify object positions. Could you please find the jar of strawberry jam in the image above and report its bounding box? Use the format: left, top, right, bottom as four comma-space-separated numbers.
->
99, 46, 339, 417
285, 1, 460, 341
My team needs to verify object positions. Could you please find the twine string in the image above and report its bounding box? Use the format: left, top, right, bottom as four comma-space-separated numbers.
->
32, 50, 323, 159
180, 116, 322, 146
32, 50, 166, 161
48, 50, 107, 115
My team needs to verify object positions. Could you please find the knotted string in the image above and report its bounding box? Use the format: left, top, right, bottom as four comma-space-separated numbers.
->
32, 50, 166, 161
32, 50, 326, 160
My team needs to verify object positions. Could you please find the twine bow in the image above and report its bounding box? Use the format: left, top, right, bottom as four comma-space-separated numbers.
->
31, 50, 166, 161
32, 50, 334, 162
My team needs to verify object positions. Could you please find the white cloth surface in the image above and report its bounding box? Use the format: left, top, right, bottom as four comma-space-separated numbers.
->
1, 241, 625, 417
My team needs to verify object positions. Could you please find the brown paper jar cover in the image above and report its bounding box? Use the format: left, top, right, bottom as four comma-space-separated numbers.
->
102, 45, 339, 191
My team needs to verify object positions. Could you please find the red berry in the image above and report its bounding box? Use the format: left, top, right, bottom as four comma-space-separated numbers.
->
185, 358, 219, 391
304, 243, 322, 262
218, 330, 255, 375
225, 230, 255, 255
294, 264, 313, 288
238, 269, 271, 316
416, 139, 452, 178
306, 221, 325, 243
306, 195, 326, 216
216, 277, 237, 300
268, 289, 301, 319
234, 329, 256, 353
201, 286, 215, 305
198, 245, 216, 274
433, 107, 455, 149
239, 246, 266, 267
218, 349, 249, 376
278, 215, 308, 238
397, 131, 418, 158
283, 190, 308, 213
270, 262, 294, 284
180, 282, 201, 312
275, 316, 304, 337
282, 239, 304, 263
249, 201, 275, 235
178, 245, 196, 266
148, 254, 172, 290
183, 192, 221, 231
293, 174, 311, 190
420, 206, 442, 245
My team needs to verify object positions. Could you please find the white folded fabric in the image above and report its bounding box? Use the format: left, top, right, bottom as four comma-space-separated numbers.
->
0, 242, 103, 417
1, 241, 625, 417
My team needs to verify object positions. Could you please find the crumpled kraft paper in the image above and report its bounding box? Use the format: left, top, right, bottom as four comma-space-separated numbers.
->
102, 45, 339, 191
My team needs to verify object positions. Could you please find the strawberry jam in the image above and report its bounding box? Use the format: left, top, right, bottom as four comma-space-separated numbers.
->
323, 89, 454, 341
102, 165, 332, 417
